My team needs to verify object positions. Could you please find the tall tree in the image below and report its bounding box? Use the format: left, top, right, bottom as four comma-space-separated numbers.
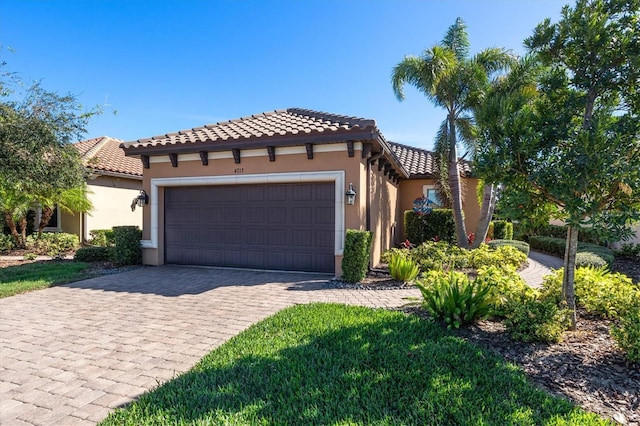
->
476, 0, 640, 329
1, 61, 97, 247
391, 18, 514, 248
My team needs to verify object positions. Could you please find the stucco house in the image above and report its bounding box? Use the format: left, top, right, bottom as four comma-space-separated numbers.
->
43, 137, 143, 242
120, 108, 481, 276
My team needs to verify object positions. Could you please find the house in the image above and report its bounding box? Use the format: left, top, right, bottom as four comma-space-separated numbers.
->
43, 137, 143, 242
120, 108, 481, 276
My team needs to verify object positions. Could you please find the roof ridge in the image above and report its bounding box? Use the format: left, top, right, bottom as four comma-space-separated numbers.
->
83, 136, 113, 160
286, 107, 377, 128
388, 141, 434, 154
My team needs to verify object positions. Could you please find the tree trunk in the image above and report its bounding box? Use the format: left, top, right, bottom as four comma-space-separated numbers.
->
3, 211, 25, 248
563, 226, 579, 330
448, 116, 468, 248
471, 183, 496, 249
37, 206, 54, 237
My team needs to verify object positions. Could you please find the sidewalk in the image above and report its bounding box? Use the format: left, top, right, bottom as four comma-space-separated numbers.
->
518, 251, 564, 288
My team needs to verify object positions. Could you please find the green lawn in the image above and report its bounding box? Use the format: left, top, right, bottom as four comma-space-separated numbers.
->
0, 260, 92, 298
101, 303, 608, 426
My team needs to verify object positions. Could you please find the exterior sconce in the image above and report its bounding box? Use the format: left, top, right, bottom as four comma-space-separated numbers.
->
345, 183, 356, 205
131, 189, 149, 212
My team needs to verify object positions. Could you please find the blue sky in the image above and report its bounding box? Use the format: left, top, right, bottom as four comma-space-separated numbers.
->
2, 0, 565, 150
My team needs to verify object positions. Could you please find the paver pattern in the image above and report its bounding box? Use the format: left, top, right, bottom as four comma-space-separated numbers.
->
1, 252, 558, 425
0, 266, 420, 425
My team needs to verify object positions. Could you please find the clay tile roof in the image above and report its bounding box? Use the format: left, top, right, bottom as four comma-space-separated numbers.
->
388, 141, 472, 177
122, 108, 378, 150
73, 137, 142, 178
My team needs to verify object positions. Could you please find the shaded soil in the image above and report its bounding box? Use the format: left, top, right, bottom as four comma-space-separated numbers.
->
613, 256, 640, 284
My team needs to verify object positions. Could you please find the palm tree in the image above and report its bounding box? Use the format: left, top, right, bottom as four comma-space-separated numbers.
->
35, 185, 92, 237
392, 18, 514, 248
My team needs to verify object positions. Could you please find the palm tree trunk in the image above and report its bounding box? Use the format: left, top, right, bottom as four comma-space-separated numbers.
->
37, 206, 54, 238
448, 116, 468, 248
563, 226, 578, 330
471, 183, 496, 249
3, 212, 26, 249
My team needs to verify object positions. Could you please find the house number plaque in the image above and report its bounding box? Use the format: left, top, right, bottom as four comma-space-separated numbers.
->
234, 168, 244, 174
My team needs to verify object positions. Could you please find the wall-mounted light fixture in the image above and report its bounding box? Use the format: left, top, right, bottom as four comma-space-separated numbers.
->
131, 189, 149, 212
345, 183, 357, 205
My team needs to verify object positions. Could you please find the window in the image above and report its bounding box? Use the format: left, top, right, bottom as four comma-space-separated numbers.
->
422, 186, 442, 207
42, 205, 61, 232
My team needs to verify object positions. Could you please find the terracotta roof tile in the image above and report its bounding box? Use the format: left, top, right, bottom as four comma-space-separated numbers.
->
389, 142, 472, 177
122, 108, 378, 149
74, 137, 142, 177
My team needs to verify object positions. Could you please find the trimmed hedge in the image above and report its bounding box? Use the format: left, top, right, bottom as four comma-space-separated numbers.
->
487, 239, 530, 256
112, 226, 142, 266
74, 246, 114, 262
404, 209, 455, 245
521, 224, 603, 245
89, 229, 115, 247
341, 230, 373, 283
493, 221, 513, 240
529, 236, 614, 267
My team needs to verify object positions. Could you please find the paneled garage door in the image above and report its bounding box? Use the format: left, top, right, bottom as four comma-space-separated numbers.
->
164, 183, 335, 272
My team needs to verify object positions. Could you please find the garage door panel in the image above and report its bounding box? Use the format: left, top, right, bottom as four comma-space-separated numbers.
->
165, 183, 334, 272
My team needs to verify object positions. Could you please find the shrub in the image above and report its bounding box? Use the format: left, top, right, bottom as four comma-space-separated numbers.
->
25, 232, 79, 256
575, 252, 609, 268
529, 236, 614, 267
112, 226, 142, 266
487, 239, 530, 256
611, 303, 640, 362
493, 220, 513, 240
409, 241, 468, 271
476, 266, 536, 316
74, 246, 114, 262
341, 230, 373, 283
467, 244, 527, 270
504, 295, 571, 343
404, 209, 455, 245
88, 229, 115, 247
380, 247, 409, 265
416, 270, 494, 328
0, 234, 14, 253
541, 266, 640, 318
388, 253, 420, 283
487, 221, 495, 240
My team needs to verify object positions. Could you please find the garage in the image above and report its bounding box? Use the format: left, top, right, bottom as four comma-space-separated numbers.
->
164, 182, 335, 272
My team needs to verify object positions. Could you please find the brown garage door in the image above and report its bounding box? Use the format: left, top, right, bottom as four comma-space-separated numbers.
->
164, 183, 335, 272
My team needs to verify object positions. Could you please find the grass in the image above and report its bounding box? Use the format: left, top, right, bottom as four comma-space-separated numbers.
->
101, 303, 609, 425
0, 260, 92, 298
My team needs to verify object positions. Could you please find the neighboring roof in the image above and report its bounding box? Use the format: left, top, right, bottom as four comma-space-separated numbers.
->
122, 108, 379, 152
389, 142, 472, 178
74, 136, 143, 178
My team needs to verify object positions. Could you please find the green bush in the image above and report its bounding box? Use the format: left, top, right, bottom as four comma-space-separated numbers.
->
404, 209, 455, 245
611, 303, 640, 363
88, 229, 115, 247
529, 236, 614, 267
410, 241, 469, 271
388, 253, 420, 283
380, 247, 409, 264
541, 266, 640, 318
341, 230, 373, 283
416, 270, 494, 328
487, 239, 530, 256
476, 266, 536, 316
575, 252, 609, 268
25, 232, 79, 256
504, 295, 571, 343
112, 226, 142, 266
467, 244, 527, 270
0, 234, 14, 253
74, 246, 114, 262
487, 221, 495, 240
493, 220, 513, 240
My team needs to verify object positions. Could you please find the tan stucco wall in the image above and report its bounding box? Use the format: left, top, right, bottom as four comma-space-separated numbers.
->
368, 164, 400, 267
59, 175, 142, 242
139, 143, 369, 276
398, 177, 481, 241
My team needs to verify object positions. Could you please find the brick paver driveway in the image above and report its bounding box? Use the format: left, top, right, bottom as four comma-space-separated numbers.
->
0, 266, 420, 425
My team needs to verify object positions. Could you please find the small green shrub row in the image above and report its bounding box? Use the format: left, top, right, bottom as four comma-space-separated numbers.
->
528, 236, 614, 267
492, 220, 513, 240
341, 230, 373, 283
404, 210, 455, 245
88, 229, 115, 247
112, 226, 142, 266
521, 224, 603, 245
487, 239, 530, 256
74, 246, 114, 262
0, 234, 14, 253
26, 233, 80, 256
